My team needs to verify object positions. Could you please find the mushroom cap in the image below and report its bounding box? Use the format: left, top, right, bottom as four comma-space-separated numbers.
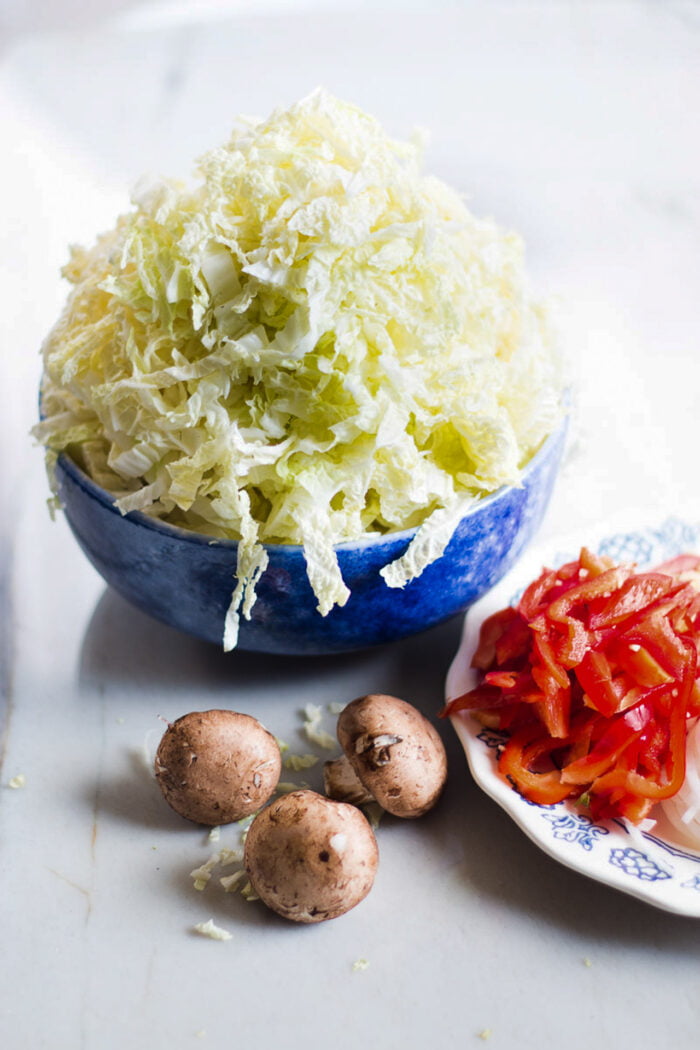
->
154, 709, 281, 825
336, 694, 447, 818
243, 790, 378, 923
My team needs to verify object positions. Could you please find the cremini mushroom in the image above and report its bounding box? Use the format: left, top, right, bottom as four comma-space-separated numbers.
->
154, 709, 281, 825
324, 694, 447, 818
243, 790, 378, 923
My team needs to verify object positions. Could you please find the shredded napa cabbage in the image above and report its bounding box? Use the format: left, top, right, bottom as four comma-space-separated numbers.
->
36, 89, 564, 648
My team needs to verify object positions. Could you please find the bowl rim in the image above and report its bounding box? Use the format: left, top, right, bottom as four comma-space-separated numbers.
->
54, 408, 569, 554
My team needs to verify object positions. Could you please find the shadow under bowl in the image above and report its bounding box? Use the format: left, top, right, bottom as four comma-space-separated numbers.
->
54, 417, 567, 655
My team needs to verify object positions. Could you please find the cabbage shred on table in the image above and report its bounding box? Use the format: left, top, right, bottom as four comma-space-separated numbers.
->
35, 89, 564, 649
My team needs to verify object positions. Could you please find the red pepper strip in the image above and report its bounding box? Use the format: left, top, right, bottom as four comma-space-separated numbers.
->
494, 614, 531, 667
518, 568, 560, 621
494, 703, 540, 733
590, 789, 654, 824
616, 685, 645, 714
483, 671, 519, 689
499, 726, 578, 804
531, 664, 570, 739
654, 554, 700, 575
442, 682, 519, 717
592, 740, 647, 820
608, 638, 671, 689
587, 573, 676, 630
596, 583, 697, 641
443, 666, 544, 716
637, 719, 669, 778
441, 685, 498, 717
579, 546, 615, 577
623, 612, 690, 678
574, 649, 620, 717
518, 554, 605, 624
592, 647, 696, 800
537, 565, 631, 667
530, 618, 570, 690
668, 587, 700, 634
566, 719, 595, 764
548, 615, 590, 668
557, 558, 588, 583
575, 652, 641, 717
547, 565, 633, 628
470, 608, 520, 671
560, 702, 653, 785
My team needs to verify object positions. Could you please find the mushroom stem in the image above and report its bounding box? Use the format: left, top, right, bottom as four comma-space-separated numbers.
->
323, 754, 374, 806
353, 732, 403, 768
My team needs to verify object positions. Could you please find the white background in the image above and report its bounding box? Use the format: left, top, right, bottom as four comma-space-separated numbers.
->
2, 3, 700, 1049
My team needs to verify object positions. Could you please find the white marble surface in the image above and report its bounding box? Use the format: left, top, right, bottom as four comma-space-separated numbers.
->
2, 3, 700, 1049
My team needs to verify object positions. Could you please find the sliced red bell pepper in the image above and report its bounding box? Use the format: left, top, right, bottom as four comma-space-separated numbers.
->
622, 612, 690, 679
483, 670, 519, 690
560, 702, 653, 784
593, 648, 696, 801
495, 614, 532, 667
547, 565, 633, 628
531, 663, 570, 739
530, 618, 570, 690
442, 545, 700, 824
518, 567, 560, 621
655, 554, 700, 576
579, 547, 615, 578
499, 726, 577, 805
574, 649, 619, 717
470, 608, 521, 671
607, 637, 671, 689
587, 573, 676, 630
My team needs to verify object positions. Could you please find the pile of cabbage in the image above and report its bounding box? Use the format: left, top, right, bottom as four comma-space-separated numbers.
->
36, 89, 564, 648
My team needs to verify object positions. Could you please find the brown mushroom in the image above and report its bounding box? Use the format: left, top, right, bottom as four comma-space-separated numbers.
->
243, 790, 378, 923
154, 709, 281, 825
324, 694, 447, 818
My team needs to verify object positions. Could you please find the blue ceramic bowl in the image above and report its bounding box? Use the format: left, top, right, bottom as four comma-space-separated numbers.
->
54, 416, 567, 654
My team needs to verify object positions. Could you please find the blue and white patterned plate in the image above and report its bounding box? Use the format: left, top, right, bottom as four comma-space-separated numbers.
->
445, 516, 700, 916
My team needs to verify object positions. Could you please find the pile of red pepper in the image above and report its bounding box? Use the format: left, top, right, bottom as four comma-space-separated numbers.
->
443, 548, 700, 823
